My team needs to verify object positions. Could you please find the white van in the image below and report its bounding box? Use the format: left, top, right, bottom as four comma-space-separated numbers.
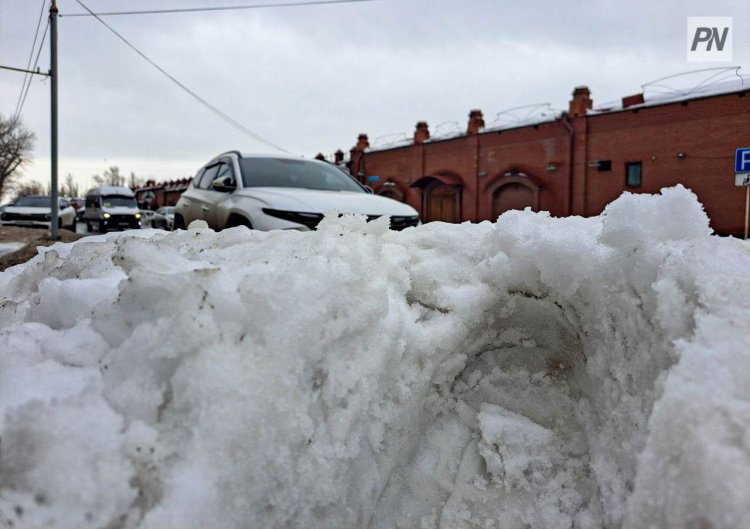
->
84, 186, 142, 232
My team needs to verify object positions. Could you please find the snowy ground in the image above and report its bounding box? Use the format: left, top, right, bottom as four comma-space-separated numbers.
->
0, 186, 748, 529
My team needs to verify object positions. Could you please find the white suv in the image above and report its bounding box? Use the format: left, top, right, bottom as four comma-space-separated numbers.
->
175, 153, 420, 231
1, 195, 78, 231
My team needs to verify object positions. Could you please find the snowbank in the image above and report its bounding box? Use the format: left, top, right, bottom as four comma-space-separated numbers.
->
0, 186, 748, 529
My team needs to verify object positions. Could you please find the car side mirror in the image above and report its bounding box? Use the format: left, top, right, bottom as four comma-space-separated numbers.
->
364, 185, 374, 194
212, 176, 236, 192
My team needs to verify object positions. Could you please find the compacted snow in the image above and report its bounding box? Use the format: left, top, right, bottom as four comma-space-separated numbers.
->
0, 186, 748, 529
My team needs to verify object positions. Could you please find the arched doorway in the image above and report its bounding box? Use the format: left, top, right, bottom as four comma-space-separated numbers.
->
410, 172, 464, 223
426, 183, 460, 223
493, 183, 534, 217
486, 172, 541, 220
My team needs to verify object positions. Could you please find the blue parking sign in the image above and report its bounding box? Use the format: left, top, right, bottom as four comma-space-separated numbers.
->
735, 148, 750, 173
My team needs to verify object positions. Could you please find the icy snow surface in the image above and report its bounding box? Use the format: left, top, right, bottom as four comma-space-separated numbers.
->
0, 186, 748, 529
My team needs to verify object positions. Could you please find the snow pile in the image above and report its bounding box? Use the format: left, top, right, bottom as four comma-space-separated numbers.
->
0, 186, 748, 529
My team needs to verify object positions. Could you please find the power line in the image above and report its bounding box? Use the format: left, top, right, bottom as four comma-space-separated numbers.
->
15, 19, 50, 122
72, 0, 291, 154
61, 0, 378, 17
0, 64, 50, 76
13, 0, 46, 119
13, 0, 47, 121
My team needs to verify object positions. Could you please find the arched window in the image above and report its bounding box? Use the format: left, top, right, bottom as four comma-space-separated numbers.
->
375, 181, 406, 202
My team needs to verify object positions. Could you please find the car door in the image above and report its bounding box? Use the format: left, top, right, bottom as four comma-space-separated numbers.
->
59, 199, 74, 227
185, 164, 220, 224
152, 207, 165, 228
177, 170, 204, 224
84, 194, 100, 222
203, 158, 238, 228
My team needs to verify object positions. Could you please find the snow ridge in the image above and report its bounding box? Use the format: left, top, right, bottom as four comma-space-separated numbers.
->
0, 186, 748, 529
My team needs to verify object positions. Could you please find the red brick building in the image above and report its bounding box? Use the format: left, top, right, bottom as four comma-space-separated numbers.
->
344, 78, 750, 236
134, 177, 191, 210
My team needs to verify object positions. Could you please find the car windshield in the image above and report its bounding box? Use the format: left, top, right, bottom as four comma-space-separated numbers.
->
239, 157, 364, 193
101, 196, 137, 208
14, 196, 51, 208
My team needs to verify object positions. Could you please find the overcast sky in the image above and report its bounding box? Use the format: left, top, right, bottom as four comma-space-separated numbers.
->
1, 0, 749, 196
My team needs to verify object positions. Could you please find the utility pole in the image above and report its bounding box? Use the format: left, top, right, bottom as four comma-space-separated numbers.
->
50, 0, 59, 241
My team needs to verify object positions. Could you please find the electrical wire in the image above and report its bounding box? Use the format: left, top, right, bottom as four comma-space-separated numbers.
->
61, 0, 377, 17
15, 19, 50, 122
72, 0, 291, 154
13, 0, 47, 121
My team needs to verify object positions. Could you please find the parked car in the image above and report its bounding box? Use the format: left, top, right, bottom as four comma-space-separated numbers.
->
175, 153, 420, 231
0, 195, 77, 231
84, 186, 141, 233
152, 206, 176, 230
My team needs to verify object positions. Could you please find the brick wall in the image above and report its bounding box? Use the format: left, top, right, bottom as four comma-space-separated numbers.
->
349, 88, 750, 236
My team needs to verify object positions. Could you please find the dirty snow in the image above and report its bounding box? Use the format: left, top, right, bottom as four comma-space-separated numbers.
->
0, 243, 25, 258
0, 186, 748, 529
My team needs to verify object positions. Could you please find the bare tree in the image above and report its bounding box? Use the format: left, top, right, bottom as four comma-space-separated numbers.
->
61, 173, 80, 197
93, 165, 125, 187
129, 171, 143, 190
0, 114, 35, 198
12, 180, 45, 198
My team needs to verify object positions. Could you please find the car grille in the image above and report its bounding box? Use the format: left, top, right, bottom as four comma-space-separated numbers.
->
262, 209, 419, 231
389, 215, 420, 230
1, 212, 49, 221
107, 214, 140, 227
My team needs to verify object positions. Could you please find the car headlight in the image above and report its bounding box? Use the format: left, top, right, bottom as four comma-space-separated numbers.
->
103, 213, 111, 219
135, 213, 141, 219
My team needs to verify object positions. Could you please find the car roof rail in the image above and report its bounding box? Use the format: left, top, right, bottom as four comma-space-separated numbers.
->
217, 150, 242, 159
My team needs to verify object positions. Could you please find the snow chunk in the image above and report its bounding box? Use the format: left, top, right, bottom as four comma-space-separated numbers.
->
187, 219, 209, 230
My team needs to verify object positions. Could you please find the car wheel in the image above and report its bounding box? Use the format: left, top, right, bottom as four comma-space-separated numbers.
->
227, 214, 253, 230
173, 214, 186, 230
